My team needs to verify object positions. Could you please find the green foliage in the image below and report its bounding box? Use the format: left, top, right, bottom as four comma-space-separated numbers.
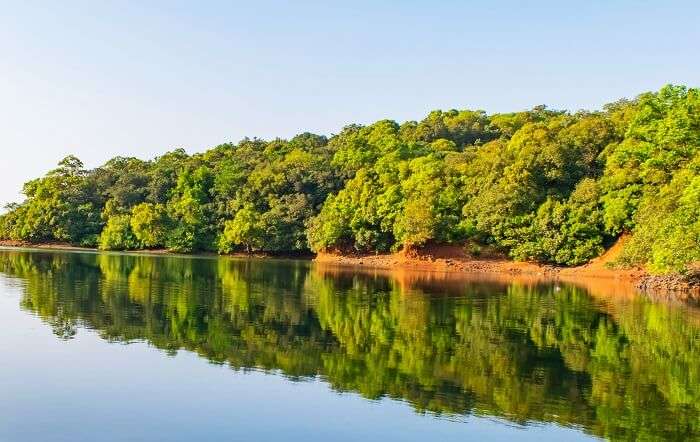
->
166, 166, 215, 253
2, 85, 699, 273
512, 179, 605, 265
99, 214, 139, 250
307, 120, 474, 252
605, 86, 700, 272
617, 155, 700, 273
219, 204, 264, 253
0, 155, 102, 244
130, 203, 169, 248
462, 113, 619, 260
211, 133, 340, 253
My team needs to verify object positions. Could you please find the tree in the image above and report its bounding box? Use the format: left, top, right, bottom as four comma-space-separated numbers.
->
3, 85, 700, 274
130, 203, 169, 248
219, 204, 264, 253
0, 156, 102, 245
99, 214, 138, 250
167, 166, 215, 252
512, 179, 606, 265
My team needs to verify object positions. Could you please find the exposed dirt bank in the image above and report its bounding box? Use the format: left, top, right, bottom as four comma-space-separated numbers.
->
315, 241, 700, 300
314, 242, 633, 278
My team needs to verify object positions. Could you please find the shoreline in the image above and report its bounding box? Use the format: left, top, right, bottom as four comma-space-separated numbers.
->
0, 240, 314, 260
1, 240, 698, 298
315, 244, 699, 299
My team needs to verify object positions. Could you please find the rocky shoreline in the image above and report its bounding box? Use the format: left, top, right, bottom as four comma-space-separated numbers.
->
635, 273, 700, 301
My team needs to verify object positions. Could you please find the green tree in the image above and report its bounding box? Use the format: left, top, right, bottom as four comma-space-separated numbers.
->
167, 166, 215, 252
130, 203, 170, 248
2, 85, 699, 274
99, 214, 139, 250
219, 204, 264, 253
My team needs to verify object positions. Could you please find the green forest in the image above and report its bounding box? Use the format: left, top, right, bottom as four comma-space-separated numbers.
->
1, 85, 699, 273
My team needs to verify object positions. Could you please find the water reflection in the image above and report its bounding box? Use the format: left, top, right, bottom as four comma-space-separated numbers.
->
1, 249, 698, 440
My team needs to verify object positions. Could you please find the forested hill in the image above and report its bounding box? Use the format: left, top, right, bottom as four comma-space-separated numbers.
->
1, 85, 698, 274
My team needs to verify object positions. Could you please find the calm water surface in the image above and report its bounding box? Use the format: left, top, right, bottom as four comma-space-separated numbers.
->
1, 249, 699, 441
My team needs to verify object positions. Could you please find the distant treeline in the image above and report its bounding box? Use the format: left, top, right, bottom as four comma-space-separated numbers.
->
1, 85, 698, 273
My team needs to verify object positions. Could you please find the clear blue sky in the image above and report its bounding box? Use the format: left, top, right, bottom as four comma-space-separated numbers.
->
1, 0, 698, 206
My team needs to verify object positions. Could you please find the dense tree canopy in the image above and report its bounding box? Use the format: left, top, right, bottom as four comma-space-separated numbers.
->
1, 85, 699, 273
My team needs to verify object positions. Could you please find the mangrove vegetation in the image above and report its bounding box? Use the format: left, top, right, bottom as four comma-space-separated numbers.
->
1, 85, 699, 273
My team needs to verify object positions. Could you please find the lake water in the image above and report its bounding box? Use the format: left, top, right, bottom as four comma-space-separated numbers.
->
0, 249, 698, 441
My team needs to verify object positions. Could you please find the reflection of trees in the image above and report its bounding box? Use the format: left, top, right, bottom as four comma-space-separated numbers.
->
1, 250, 699, 440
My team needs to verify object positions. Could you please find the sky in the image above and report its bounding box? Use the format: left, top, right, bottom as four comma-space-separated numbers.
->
1, 0, 698, 206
